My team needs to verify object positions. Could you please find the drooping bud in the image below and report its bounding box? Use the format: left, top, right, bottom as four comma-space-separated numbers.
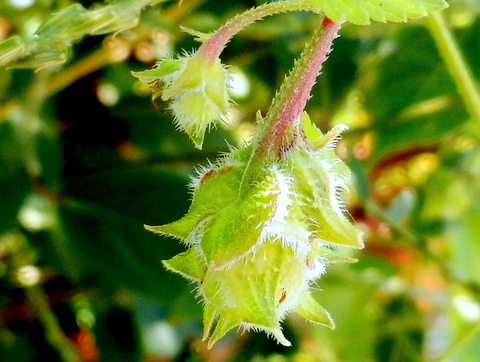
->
146, 114, 363, 347
132, 52, 230, 149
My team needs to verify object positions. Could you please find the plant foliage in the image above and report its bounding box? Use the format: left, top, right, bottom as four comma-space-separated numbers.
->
1, 0, 480, 361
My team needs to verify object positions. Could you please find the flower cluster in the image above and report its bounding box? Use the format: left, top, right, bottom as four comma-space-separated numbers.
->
146, 114, 363, 347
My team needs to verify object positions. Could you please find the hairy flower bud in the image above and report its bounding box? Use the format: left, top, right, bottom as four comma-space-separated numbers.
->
146, 114, 363, 347
132, 52, 230, 149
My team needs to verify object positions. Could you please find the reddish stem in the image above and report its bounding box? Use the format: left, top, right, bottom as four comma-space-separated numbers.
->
260, 17, 339, 157
198, 0, 318, 62
239, 17, 340, 195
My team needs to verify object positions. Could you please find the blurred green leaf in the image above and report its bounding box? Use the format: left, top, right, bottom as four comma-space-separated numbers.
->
60, 168, 193, 302
448, 207, 480, 284
0, 123, 30, 234
0, 1, 480, 360
366, 25, 473, 160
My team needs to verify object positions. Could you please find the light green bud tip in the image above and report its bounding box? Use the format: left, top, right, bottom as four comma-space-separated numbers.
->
146, 114, 363, 348
132, 53, 230, 149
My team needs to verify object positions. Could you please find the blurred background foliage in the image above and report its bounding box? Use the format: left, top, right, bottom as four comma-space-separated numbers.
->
1, 0, 480, 361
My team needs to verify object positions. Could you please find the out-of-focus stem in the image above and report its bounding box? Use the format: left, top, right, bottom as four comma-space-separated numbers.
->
163, 0, 207, 21
8, 232, 79, 362
24, 285, 80, 362
426, 11, 480, 130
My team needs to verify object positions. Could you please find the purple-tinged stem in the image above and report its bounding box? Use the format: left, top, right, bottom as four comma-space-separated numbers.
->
198, 0, 317, 62
262, 17, 339, 155
240, 18, 340, 194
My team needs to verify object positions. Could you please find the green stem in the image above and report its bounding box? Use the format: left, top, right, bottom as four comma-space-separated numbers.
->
8, 233, 79, 362
24, 285, 80, 362
198, 0, 318, 61
239, 17, 340, 194
425, 12, 480, 129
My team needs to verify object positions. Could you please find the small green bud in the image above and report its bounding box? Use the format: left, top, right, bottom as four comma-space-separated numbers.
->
132, 52, 230, 149
147, 114, 363, 347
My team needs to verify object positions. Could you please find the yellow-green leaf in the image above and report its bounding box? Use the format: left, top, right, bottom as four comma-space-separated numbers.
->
313, 0, 448, 25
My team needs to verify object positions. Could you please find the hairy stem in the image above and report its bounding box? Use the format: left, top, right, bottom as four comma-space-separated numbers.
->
425, 12, 480, 130
198, 0, 318, 61
240, 17, 339, 194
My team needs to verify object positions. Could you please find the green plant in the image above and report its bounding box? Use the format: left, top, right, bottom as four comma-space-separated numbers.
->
1, 0, 480, 361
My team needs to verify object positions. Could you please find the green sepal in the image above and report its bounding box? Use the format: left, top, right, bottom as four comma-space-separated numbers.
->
144, 219, 197, 240
187, 127, 204, 150
200, 165, 296, 267
131, 59, 182, 82
308, 204, 363, 249
180, 26, 212, 43
289, 152, 363, 249
162, 56, 227, 103
145, 164, 243, 241
207, 314, 241, 349
0, 36, 25, 66
162, 248, 206, 281
309, 243, 358, 265
294, 292, 334, 328
301, 112, 323, 143
200, 195, 271, 268
192, 166, 242, 210
202, 302, 217, 341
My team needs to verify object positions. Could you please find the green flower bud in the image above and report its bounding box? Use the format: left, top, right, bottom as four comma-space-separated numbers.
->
132, 52, 230, 149
146, 114, 363, 347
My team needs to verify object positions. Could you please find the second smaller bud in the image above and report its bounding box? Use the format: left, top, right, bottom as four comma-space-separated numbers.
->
133, 52, 230, 149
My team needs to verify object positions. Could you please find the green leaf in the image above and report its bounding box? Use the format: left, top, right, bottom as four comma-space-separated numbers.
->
366, 26, 469, 161
61, 168, 192, 301
0, 123, 30, 233
313, 0, 448, 25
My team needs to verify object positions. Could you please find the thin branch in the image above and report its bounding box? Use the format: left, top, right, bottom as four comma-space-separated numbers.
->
425, 12, 480, 132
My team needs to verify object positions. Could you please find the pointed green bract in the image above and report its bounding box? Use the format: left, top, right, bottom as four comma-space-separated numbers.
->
309, 243, 358, 265
313, 0, 447, 25
202, 303, 217, 341
207, 314, 241, 349
145, 218, 198, 240
200, 201, 266, 268
131, 59, 182, 83
288, 149, 362, 248
162, 248, 205, 281
200, 170, 281, 268
201, 240, 305, 346
295, 292, 334, 328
